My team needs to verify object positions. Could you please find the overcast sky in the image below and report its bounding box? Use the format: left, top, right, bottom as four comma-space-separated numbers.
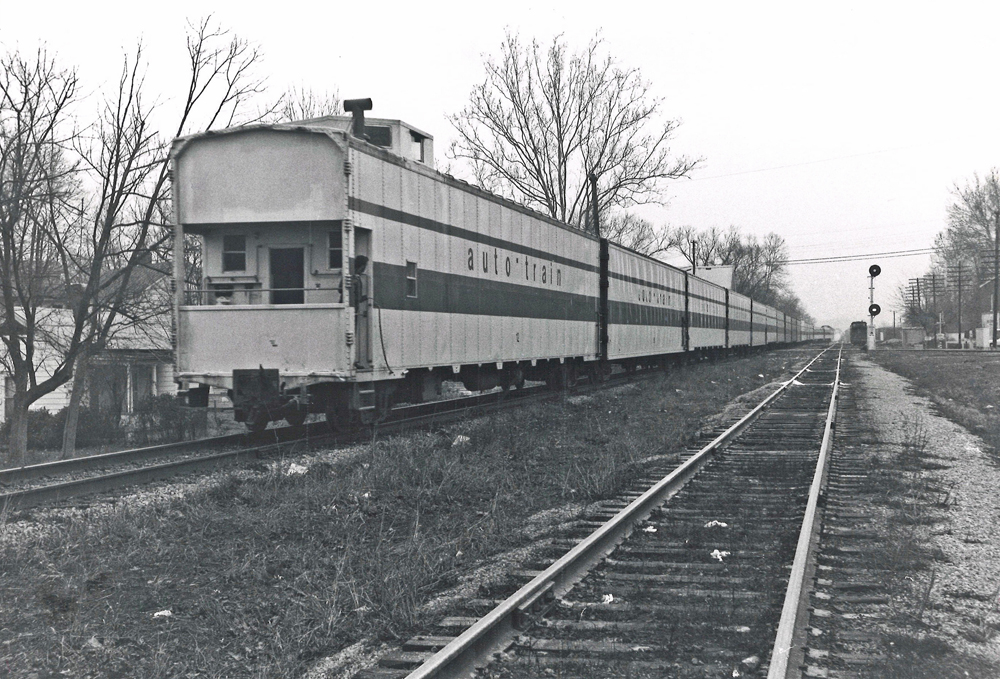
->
6, 1, 999, 332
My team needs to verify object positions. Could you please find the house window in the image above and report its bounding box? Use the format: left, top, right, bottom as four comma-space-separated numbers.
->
222, 235, 246, 272
328, 228, 343, 269
406, 261, 417, 297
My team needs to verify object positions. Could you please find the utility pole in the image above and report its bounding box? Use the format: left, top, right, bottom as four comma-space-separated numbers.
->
958, 263, 963, 344
994, 212, 999, 349
589, 173, 601, 239
948, 262, 967, 348
690, 240, 697, 277
929, 272, 936, 319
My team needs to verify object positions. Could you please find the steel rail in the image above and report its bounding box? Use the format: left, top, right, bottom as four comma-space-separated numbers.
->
0, 385, 550, 487
767, 346, 842, 679
403, 346, 832, 679
0, 348, 800, 512
0, 431, 264, 485
0, 353, 709, 491
0, 444, 284, 509
0, 379, 608, 510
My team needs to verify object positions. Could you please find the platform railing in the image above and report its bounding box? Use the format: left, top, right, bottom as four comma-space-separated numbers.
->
183, 287, 345, 306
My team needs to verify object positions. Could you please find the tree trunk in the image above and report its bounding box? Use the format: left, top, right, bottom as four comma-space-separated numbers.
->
6, 394, 29, 467
61, 353, 89, 459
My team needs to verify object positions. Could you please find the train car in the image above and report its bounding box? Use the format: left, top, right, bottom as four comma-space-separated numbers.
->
172, 110, 603, 429
729, 291, 752, 348
605, 242, 686, 363
849, 321, 868, 347
750, 300, 766, 347
687, 275, 728, 350
171, 103, 817, 430
759, 304, 778, 345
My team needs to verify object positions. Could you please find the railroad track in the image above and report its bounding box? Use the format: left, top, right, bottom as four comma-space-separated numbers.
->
2, 351, 761, 511
358, 346, 842, 679
0, 382, 558, 511
797, 362, 892, 677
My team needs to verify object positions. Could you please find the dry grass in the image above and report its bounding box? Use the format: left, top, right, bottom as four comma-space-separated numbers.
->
0, 351, 805, 679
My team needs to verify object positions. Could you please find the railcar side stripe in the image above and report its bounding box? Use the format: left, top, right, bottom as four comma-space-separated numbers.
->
372, 262, 725, 329
350, 197, 726, 305
351, 197, 599, 274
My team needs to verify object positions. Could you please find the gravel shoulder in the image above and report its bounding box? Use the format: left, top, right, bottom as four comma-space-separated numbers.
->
853, 355, 1000, 664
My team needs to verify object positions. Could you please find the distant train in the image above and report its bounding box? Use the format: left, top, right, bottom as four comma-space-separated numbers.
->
850, 321, 868, 348
170, 101, 822, 431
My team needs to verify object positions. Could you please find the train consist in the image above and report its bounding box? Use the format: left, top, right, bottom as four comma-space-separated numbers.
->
850, 321, 868, 348
170, 101, 820, 431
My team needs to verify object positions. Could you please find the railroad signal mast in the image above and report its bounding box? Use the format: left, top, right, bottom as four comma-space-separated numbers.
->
868, 264, 881, 350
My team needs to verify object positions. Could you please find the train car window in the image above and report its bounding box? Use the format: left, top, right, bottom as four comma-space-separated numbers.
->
410, 131, 425, 162
328, 228, 343, 269
406, 261, 418, 297
222, 235, 246, 272
367, 126, 392, 148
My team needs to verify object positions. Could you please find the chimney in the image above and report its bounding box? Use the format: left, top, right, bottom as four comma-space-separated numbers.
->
342, 98, 373, 140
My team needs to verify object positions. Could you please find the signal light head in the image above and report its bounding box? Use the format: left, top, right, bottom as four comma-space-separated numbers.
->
869, 303, 881, 317
869, 264, 881, 277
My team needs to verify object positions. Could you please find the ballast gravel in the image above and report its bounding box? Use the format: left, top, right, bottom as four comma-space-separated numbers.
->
853, 356, 1000, 663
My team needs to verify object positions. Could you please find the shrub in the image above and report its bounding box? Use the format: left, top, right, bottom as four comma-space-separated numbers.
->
128, 394, 203, 445
0, 408, 61, 450
73, 404, 125, 447
0, 404, 125, 452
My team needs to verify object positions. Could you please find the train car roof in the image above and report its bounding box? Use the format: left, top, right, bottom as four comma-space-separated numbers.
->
170, 122, 601, 243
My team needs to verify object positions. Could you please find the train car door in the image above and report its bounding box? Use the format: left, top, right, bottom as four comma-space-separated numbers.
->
270, 248, 304, 304
724, 289, 730, 349
353, 229, 372, 369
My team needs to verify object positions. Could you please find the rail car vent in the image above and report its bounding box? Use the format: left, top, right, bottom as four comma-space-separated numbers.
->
343, 98, 373, 140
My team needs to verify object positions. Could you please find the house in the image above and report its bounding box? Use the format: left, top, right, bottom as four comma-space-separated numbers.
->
0, 266, 176, 424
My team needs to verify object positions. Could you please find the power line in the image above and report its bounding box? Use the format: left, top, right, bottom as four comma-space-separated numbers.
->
785, 247, 935, 265
679, 144, 921, 183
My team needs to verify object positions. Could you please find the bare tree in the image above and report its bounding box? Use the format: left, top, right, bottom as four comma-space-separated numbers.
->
276, 85, 340, 122
666, 225, 741, 268
57, 21, 274, 459
0, 50, 79, 464
0, 19, 274, 463
602, 212, 670, 257
449, 31, 699, 233
664, 224, 808, 318
940, 170, 1000, 344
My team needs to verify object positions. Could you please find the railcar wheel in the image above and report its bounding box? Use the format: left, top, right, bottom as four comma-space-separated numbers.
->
247, 408, 270, 434
502, 365, 526, 391
325, 410, 353, 432
587, 363, 610, 384
285, 410, 307, 427
546, 364, 577, 391
565, 365, 579, 389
